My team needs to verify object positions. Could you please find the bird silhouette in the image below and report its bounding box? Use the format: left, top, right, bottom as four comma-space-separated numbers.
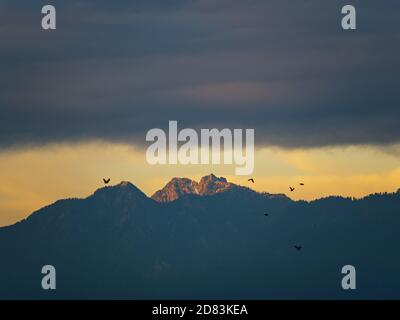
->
299, 183, 304, 186
289, 187, 295, 192
294, 245, 302, 251
103, 178, 110, 184
248, 178, 255, 183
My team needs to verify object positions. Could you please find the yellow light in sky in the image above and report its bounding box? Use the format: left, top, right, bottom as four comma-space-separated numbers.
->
0, 142, 399, 227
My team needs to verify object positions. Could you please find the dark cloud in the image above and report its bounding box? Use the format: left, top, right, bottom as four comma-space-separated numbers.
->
0, 0, 399, 149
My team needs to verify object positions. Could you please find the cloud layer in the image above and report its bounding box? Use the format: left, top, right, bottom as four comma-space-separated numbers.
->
1, 0, 400, 149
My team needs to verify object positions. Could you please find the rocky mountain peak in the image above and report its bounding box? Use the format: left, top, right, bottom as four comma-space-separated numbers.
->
197, 174, 232, 196
151, 174, 237, 202
151, 177, 198, 203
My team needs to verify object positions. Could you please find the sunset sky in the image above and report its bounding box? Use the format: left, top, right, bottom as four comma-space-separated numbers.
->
1, 0, 400, 226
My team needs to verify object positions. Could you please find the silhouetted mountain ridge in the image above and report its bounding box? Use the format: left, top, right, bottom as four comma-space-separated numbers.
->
0, 175, 399, 299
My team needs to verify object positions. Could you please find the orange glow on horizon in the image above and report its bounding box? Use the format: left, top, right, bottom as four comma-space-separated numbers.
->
0, 142, 399, 227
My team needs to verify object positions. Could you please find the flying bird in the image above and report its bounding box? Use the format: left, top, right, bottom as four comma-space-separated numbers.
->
289, 187, 295, 192
294, 246, 302, 251
299, 183, 304, 186
248, 178, 255, 183
103, 178, 110, 184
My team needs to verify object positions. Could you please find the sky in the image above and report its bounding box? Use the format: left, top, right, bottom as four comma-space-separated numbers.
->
0, 0, 400, 226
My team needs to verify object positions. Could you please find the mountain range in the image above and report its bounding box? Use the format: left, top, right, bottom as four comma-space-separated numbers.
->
0, 174, 400, 299
151, 174, 286, 202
